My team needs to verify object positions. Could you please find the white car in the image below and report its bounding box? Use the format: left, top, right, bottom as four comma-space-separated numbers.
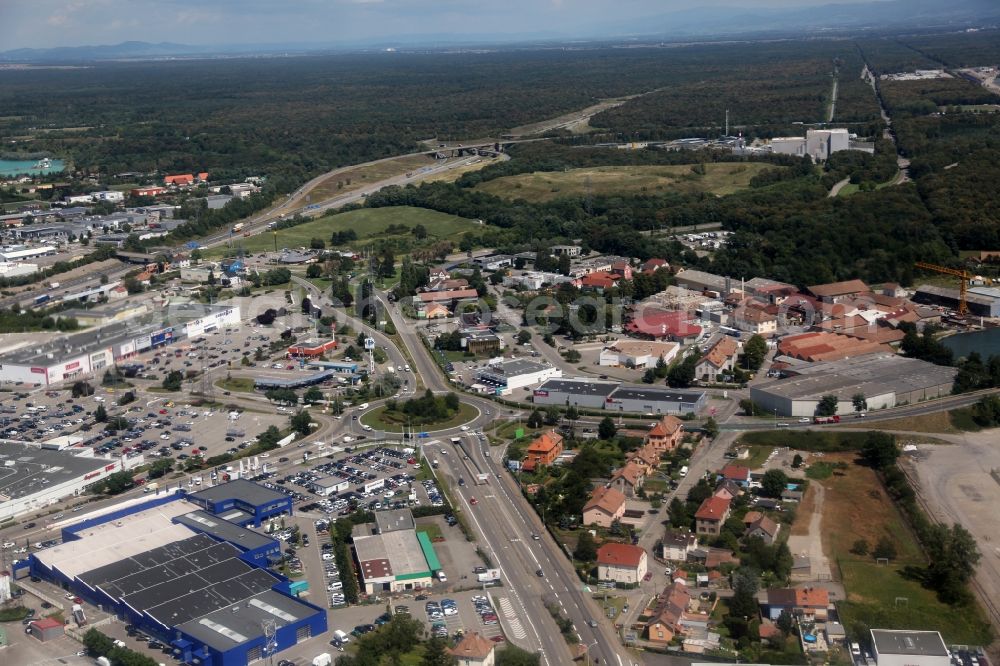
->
460, 425, 469, 432
797, 417, 810, 423
358, 403, 369, 410
1, 542, 14, 549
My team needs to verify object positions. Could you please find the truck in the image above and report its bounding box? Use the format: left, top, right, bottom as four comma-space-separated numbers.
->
143, 482, 159, 494
231, 222, 245, 233
477, 568, 501, 583
312, 653, 332, 666
34, 294, 50, 306
48, 281, 60, 289
813, 415, 841, 424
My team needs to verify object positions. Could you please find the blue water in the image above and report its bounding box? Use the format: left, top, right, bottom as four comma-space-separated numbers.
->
942, 327, 1000, 359
0, 158, 66, 177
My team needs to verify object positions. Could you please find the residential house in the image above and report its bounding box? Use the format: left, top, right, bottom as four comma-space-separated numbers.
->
745, 515, 781, 545
164, 173, 196, 187
641, 258, 669, 273
645, 415, 684, 454
627, 443, 661, 475
521, 431, 564, 472
762, 587, 831, 621
718, 464, 751, 487
609, 461, 645, 498
419, 302, 451, 320
694, 496, 731, 536
448, 632, 496, 666
582, 486, 627, 528
735, 304, 779, 336
580, 271, 620, 293
662, 530, 698, 562
694, 336, 740, 383
713, 479, 743, 502
596, 543, 648, 584
646, 581, 693, 645
782, 488, 804, 503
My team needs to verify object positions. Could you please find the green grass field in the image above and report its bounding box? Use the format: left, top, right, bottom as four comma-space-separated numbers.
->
209, 206, 478, 257
360, 402, 478, 433
475, 162, 777, 202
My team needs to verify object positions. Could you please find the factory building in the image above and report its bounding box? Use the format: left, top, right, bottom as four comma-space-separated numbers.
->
912, 284, 1000, 318
532, 378, 706, 415
25, 487, 324, 666
750, 354, 957, 417
185, 478, 293, 528
769, 129, 853, 161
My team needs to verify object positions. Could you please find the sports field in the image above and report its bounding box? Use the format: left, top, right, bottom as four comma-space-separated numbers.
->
475, 162, 776, 202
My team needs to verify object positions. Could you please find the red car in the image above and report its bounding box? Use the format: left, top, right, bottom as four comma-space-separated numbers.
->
643, 572, 653, 581
158, 409, 168, 415
469, 497, 478, 505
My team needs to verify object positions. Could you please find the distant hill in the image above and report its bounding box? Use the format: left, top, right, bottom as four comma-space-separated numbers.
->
615, 0, 1000, 38
1, 0, 998, 63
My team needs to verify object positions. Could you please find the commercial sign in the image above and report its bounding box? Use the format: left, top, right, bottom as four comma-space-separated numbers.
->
30, 367, 46, 375
533, 390, 548, 397
84, 471, 102, 480
363, 478, 385, 493
65, 361, 80, 371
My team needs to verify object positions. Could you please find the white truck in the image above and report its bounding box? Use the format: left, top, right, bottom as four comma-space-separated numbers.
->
143, 482, 159, 494
312, 653, 332, 666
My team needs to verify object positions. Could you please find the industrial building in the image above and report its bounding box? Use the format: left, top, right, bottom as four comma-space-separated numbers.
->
532, 377, 706, 415
912, 284, 1000, 318
475, 358, 561, 395
23, 484, 323, 666
769, 129, 852, 161
0, 441, 128, 521
870, 630, 949, 666
750, 353, 957, 417
604, 387, 707, 416
185, 478, 293, 528
352, 509, 441, 594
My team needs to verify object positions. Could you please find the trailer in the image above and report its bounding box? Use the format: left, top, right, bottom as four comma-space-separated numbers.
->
813, 415, 840, 424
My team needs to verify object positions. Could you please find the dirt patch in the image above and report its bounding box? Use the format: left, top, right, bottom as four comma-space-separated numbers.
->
790, 483, 817, 537
818, 453, 924, 565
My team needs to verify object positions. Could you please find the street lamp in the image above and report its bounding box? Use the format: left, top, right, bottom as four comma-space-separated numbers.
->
585, 639, 599, 666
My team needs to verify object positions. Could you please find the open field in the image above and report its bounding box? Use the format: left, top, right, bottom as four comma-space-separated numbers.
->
507, 94, 646, 136
820, 453, 992, 644
474, 162, 777, 203
209, 206, 477, 257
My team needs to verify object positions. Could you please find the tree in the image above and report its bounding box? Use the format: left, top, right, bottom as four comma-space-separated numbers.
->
421, 636, 452, 666
923, 523, 981, 602
816, 394, 838, 417
516, 329, 532, 345
851, 539, 869, 556
301, 296, 312, 314
642, 369, 656, 384
598, 416, 617, 440
495, 645, 541, 666
872, 536, 897, 561
526, 409, 543, 429
565, 406, 579, 421
256, 308, 278, 325
444, 392, 460, 411
72, 381, 95, 397
852, 392, 868, 414
703, 417, 719, 440
162, 371, 183, 391
303, 386, 323, 404
411, 224, 428, 240
573, 530, 598, 562
792, 453, 803, 468
306, 263, 322, 278
743, 334, 768, 371
94, 404, 108, 423
668, 497, 690, 528
563, 348, 581, 363
290, 409, 313, 436
310, 237, 325, 249
776, 609, 794, 637
667, 354, 698, 388
861, 431, 898, 470
728, 567, 760, 620
761, 469, 788, 498
543, 406, 561, 426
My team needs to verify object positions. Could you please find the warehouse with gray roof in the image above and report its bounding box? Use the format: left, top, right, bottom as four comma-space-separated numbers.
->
750, 353, 957, 417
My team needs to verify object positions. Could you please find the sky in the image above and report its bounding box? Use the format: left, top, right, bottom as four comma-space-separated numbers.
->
0, 0, 872, 51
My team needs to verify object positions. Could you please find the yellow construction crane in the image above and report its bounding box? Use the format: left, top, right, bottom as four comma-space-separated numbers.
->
915, 261, 973, 315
